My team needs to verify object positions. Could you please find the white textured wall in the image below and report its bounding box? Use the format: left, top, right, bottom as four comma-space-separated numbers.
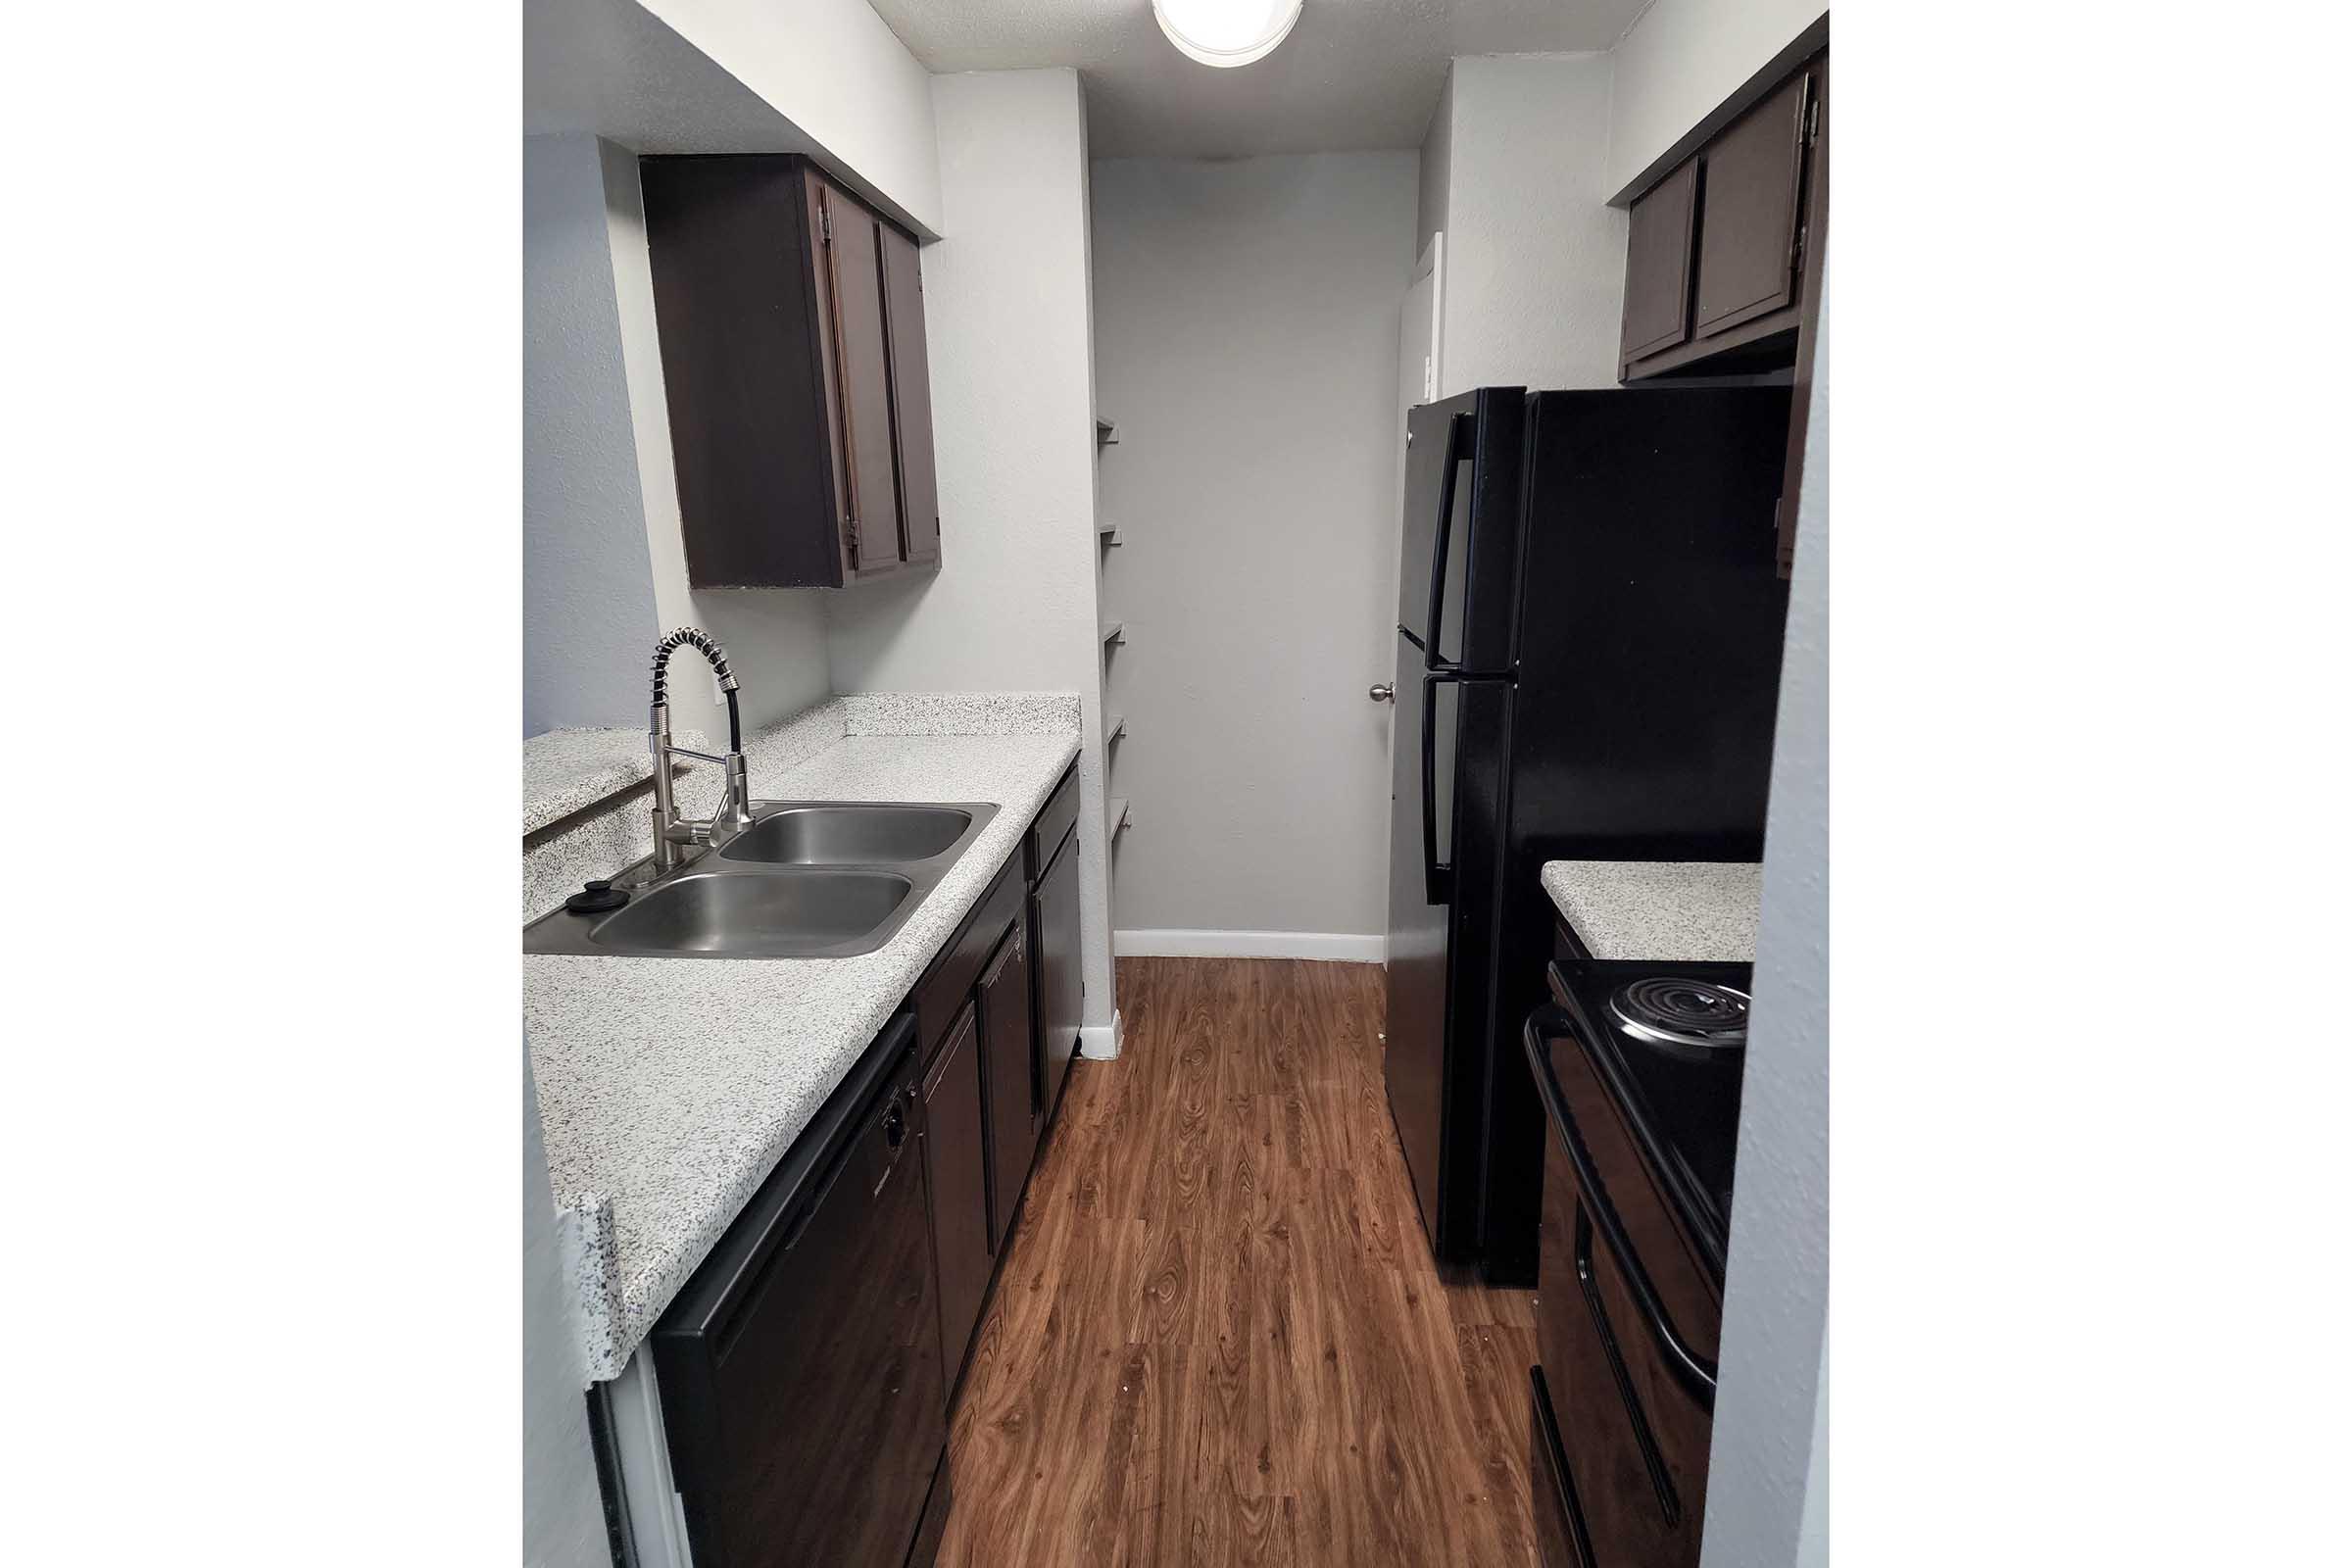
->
1089, 152, 1418, 948
524, 1054, 606, 1566
601, 140, 836, 744
1436, 54, 1624, 395
1699, 286, 1829, 1568
638, 0, 943, 233
528, 0, 967, 745
1606, 0, 1828, 198
524, 133, 662, 737
825, 70, 1117, 1029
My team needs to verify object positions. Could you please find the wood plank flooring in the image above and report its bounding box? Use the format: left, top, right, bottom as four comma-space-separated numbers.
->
936, 957, 1539, 1567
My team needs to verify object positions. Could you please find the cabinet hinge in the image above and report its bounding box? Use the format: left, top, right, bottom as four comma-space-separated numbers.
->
1791, 221, 1808, 275
846, 514, 860, 566
1806, 99, 1820, 145
819, 204, 832, 245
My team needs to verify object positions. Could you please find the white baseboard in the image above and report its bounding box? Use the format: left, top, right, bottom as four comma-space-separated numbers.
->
1078, 1010, 1123, 1060
1113, 928, 1386, 962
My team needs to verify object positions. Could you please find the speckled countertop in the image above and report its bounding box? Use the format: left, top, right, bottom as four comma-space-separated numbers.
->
524, 694, 1079, 1382
1541, 860, 1764, 963
522, 725, 708, 837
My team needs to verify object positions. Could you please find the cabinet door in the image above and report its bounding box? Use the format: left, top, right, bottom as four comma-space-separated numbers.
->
1692, 72, 1811, 338
815, 180, 906, 575
921, 1001, 991, 1388
978, 918, 1038, 1251
1620, 159, 1698, 365
642, 157, 846, 588
879, 223, 940, 566
1032, 833, 1082, 1125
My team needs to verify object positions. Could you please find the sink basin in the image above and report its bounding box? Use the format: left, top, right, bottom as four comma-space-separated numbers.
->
576, 869, 914, 957
721, 805, 974, 866
523, 800, 1000, 961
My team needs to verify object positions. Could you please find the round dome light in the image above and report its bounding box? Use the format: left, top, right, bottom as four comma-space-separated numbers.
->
1152, 0, 1305, 69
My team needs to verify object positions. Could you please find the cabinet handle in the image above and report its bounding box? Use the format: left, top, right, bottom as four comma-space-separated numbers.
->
1369, 683, 1395, 703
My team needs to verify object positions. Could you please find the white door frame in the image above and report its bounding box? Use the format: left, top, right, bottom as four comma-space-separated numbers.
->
1407, 232, 1445, 405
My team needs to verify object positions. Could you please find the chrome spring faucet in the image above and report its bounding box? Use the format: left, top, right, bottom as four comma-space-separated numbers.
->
646, 628, 757, 876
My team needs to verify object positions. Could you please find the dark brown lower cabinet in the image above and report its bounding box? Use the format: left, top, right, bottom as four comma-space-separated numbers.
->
909, 760, 1086, 1395
920, 1001, 991, 1390
1031, 830, 1082, 1126
979, 916, 1038, 1251
640, 767, 1091, 1568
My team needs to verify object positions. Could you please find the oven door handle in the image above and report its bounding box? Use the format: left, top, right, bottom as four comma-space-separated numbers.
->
1574, 1201, 1683, 1526
1524, 1005, 1719, 1404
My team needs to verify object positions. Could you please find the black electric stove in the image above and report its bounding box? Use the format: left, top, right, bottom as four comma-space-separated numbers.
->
1524, 958, 1753, 1568
1550, 958, 1750, 1279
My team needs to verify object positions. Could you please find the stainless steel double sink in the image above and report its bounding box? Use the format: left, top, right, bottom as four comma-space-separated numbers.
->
524, 802, 999, 959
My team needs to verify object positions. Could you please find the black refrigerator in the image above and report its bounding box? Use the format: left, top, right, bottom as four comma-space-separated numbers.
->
1384, 384, 1792, 1282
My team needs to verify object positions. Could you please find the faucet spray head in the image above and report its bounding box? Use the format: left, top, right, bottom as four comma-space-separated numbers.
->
650, 628, 743, 754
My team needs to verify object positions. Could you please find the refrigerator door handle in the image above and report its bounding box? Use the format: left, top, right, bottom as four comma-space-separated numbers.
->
1419, 669, 1453, 905
1419, 664, 1515, 907
1421, 412, 1473, 671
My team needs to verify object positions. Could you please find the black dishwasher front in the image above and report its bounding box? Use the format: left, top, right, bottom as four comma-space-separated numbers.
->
652, 1012, 946, 1566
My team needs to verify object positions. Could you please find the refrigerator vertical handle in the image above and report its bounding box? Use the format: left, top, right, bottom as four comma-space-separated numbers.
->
1420, 668, 1455, 906
1421, 412, 1473, 671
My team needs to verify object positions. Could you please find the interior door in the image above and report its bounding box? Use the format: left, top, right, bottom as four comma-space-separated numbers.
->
1392, 241, 1439, 668
1399, 235, 1440, 417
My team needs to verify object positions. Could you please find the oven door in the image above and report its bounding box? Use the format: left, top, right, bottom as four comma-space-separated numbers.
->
1528, 1007, 1718, 1568
1555, 1195, 1714, 1567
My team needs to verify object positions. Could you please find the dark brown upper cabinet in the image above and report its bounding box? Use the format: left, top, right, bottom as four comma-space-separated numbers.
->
880, 223, 940, 567
1693, 73, 1811, 337
1619, 160, 1698, 364
640, 155, 940, 588
1619, 47, 1827, 382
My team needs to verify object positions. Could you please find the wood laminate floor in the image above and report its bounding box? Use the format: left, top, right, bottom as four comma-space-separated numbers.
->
936, 957, 1539, 1567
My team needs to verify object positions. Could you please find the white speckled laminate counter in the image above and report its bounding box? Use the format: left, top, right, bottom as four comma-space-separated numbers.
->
524, 694, 1079, 1381
522, 725, 709, 836
1540, 860, 1764, 963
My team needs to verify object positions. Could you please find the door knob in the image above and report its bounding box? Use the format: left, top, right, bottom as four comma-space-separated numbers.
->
1369, 683, 1395, 703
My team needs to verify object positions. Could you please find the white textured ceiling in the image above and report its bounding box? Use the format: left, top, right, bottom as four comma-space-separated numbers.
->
865, 0, 1648, 159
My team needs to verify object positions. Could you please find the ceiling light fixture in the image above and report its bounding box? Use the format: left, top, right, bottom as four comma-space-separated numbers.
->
1152, 0, 1304, 69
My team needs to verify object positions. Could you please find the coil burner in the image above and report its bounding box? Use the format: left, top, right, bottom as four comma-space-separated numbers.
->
1607, 976, 1752, 1056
